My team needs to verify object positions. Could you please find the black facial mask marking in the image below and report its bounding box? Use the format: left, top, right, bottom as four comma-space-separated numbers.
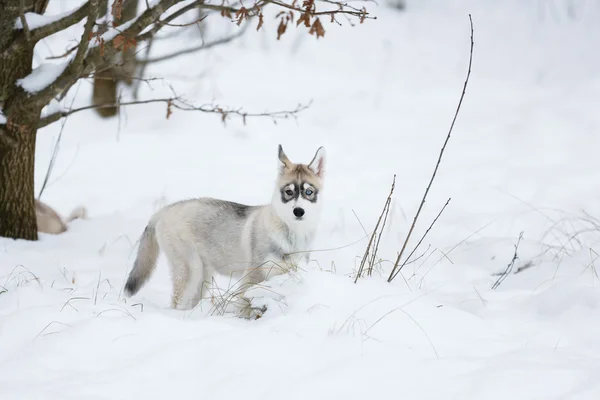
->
280, 181, 319, 204
280, 183, 299, 204
300, 181, 318, 203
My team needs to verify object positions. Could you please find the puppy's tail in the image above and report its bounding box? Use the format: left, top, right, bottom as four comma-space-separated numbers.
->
65, 206, 87, 223
124, 217, 160, 297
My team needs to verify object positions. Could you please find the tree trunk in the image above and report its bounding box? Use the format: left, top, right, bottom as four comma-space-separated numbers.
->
0, 0, 48, 240
0, 124, 38, 240
92, 0, 138, 118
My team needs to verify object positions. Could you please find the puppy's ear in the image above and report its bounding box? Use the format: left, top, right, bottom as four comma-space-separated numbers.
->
308, 146, 326, 179
278, 144, 292, 173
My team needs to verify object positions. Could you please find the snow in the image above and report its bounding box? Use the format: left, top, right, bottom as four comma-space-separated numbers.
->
41, 99, 62, 118
3, 0, 600, 399
14, 5, 86, 30
0, 109, 6, 124
16, 61, 68, 94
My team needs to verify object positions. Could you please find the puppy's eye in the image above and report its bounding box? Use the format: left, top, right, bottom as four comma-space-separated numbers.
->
285, 189, 294, 196
305, 189, 313, 196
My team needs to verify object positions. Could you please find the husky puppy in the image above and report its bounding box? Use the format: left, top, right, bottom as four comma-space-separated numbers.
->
124, 145, 326, 318
35, 200, 87, 234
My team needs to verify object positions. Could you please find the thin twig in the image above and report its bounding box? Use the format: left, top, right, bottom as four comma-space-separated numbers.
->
354, 175, 395, 283
390, 198, 451, 282
368, 181, 394, 276
38, 97, 311, 128
132, 37, 155, 100
38, 81, 82, 199
138, 22, 249, 65
264, 0, 375, 19
388, 14, 474, 282
491, 232, 524, 290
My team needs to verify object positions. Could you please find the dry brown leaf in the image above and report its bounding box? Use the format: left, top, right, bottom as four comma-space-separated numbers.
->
124, 37, 137, 52
276, 18, 287, 40
309, 18, 325, 39
113, 34, 125, 48
297, 13, 310, 27
166, 100, 173, 119
302, 0, 315, 13
235, 7, 248, 26
256, 12, 264, 31
111, 0, 123, 20
220, 7, 233, 19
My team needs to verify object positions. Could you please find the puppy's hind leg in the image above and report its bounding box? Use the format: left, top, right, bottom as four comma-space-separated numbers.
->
169, 258, 190, 310
158, 233, 193, 310
181, 254, 211, 311
190, 264, 214, 311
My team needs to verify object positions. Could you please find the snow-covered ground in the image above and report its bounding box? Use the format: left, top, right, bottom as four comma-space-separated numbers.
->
3, 0, 600, 398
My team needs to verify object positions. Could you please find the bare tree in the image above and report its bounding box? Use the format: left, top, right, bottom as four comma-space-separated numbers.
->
0, 0, 372, 240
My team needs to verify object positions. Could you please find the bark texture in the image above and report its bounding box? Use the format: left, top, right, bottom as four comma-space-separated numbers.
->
0, 0, 49, 240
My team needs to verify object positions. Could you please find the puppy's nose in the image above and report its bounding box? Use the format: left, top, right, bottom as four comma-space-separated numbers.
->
293, 207, 305, 218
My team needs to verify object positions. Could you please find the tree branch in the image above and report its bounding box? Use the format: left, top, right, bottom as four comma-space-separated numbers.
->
37, 0, 265, 104
138, 22, 248, 65
19, 0, 32, 43
29, 2, 91, 42
28, 0, 371, 112
30, 0, 100, 105
30, 0, 180, 106
264, 0, 373, 19
135, 0, 262, 43
72, 0, 99, 72
38, 97, 311, 129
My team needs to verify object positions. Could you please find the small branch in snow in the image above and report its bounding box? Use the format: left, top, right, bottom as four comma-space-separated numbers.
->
38, 97, 312, 129
491, 232, 524, 290
387, 14, 474, 283
354, 175, 396, 283
389, 198, 451, 282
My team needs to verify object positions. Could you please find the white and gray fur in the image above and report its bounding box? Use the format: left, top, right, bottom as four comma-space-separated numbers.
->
124, 145, 326, 318
35, 200, 87, 234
